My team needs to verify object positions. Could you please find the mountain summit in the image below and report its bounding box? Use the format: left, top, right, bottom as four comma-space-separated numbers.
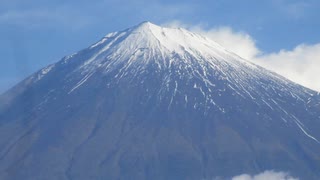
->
0, 22, 320, 180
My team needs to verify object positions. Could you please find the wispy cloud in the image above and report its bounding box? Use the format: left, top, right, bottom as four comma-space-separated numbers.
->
272, 0, 311, 19
164, 20, 320, 92
0, 0, 193, 29
163, 20, 261, 59
231, 170, 298, 180
164, 20, 260, 60
255, 44, 320, 92
193, 27, 261, 60
0, 8, 93, 29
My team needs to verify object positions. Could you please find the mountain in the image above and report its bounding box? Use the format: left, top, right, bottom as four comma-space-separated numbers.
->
0, 21, 320, 180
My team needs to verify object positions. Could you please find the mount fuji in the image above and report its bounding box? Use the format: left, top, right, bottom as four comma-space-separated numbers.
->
0, 22, 320, 180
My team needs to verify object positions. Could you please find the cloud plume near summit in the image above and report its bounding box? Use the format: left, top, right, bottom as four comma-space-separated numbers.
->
164, 21, 320, 92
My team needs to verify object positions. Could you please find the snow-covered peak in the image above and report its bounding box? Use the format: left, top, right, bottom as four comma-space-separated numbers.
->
82, 21, 254, 72
131, 21, 158, 31
127, 21, 229, 57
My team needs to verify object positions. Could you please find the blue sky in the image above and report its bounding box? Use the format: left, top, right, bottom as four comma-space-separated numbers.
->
1, 0, 320, 93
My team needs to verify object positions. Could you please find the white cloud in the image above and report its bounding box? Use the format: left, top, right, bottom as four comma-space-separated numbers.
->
164, 21, 320, 92
163, 21, 260, 60
192, 26, 261, 60
232, 170, 299, 180
254, 44, 320, 92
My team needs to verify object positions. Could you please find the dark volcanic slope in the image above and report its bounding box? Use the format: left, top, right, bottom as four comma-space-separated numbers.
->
0, 22, 320, 180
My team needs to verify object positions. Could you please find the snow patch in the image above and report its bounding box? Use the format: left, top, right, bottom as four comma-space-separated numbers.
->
68, 72, 94, 94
